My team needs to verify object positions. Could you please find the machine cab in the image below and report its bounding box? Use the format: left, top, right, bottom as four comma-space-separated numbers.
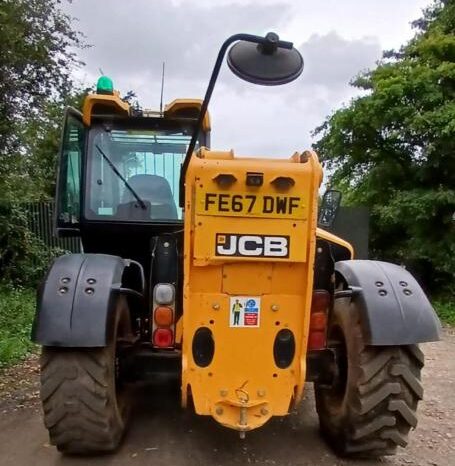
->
55, 80, 210, 237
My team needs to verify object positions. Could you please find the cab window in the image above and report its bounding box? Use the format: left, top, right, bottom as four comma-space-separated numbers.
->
56, 109, 84, 229
85, 126, 193, 222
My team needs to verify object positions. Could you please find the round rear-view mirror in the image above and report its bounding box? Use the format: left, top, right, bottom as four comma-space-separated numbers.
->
227, 32, 303, 86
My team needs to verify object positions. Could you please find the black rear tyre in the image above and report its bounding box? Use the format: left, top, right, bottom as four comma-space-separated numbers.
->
315, 298, 424, 458
40, 300, 130, 454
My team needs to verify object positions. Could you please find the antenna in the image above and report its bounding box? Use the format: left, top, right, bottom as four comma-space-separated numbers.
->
159, 62, 165, 115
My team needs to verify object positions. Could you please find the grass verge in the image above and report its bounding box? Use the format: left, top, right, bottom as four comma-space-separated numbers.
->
0, 287, 36, 368
433, 299, 455, 327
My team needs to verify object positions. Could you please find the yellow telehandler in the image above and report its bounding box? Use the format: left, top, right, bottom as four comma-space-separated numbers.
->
32, 32, 440, 457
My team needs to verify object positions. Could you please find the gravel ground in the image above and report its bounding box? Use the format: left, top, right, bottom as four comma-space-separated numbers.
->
0, 329, 453, 466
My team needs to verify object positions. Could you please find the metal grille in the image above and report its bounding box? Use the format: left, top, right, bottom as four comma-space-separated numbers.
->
24, 202, 81, 253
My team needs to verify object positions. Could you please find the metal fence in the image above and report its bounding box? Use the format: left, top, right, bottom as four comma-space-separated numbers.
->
24, 202, 81, 253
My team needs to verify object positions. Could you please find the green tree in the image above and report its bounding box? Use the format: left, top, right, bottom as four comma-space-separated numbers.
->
314, 0, 455, 294
22, 88, 91, 200
0, 0, 84, 284
0, 0, 82, 154
0, 87, 91, 285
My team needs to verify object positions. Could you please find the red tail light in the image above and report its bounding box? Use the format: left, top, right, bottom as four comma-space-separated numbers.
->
153, 328, 174, 348
308, 290, 330, 350
308, 331, 326, 351
151, 284, 176, 348
310, 311, 327, 331
311, 290, 330, 313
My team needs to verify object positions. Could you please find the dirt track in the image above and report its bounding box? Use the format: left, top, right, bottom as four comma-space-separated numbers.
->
0, 329, 453, 466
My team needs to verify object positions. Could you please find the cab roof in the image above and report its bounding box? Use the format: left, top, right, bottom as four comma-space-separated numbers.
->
82, 92, 211, 132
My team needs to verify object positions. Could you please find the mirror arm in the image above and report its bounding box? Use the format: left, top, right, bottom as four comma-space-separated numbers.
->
179, 33, 293, 207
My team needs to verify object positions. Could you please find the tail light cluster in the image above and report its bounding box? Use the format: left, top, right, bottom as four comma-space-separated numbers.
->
152, 284, 175, 348
308, 290, 330, 350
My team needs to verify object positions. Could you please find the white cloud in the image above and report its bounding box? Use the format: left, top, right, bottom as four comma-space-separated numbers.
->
67, 0, 291, 84
299, 32, 381, 90
64, 0, 427, 157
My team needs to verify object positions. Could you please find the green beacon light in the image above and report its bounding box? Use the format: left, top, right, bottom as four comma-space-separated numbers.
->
96, 75, 114, 95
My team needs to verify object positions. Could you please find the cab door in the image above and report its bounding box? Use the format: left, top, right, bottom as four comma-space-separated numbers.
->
55, 107, 85, 236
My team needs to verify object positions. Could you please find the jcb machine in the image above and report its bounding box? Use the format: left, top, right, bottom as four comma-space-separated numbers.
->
32, 33, 441, 456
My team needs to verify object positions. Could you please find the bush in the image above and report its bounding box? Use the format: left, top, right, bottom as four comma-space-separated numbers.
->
0, 286, 36, 367
0, 203, 61, 287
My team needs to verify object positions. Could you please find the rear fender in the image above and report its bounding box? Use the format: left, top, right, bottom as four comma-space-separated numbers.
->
335, 260, 441, 345
32, 253, 144, 347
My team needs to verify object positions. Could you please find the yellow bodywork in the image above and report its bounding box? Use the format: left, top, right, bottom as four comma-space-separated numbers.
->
80, 88, 352, 433
316, 227, 354, 258
164, 99, 211, 132
82, 91, 130, 126
182, 148, 323, 432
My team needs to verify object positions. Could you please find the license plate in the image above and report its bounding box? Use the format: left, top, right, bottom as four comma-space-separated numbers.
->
195, 191, 305, 219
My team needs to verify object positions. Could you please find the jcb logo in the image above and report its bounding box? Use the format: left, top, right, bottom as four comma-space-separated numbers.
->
215, 234, 289, 258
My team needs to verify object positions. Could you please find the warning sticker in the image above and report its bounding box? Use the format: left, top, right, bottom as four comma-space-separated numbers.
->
229, 296, 261, 328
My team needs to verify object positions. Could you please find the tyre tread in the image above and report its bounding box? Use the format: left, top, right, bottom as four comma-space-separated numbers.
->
315, 309, 423, 459
348, 345, 422, 456
40, 348, 124, 454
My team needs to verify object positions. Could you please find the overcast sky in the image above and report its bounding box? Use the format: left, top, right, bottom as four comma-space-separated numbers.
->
65, 0, 430, 158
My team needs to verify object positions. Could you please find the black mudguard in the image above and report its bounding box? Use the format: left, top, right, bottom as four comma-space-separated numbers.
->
32, 253, 143, 347
335, 260, 441, 345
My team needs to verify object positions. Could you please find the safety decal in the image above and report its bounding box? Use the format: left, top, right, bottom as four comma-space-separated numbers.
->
229, 296, 261, 328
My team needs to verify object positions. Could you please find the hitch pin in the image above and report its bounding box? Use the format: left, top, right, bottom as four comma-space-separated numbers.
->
239, 405, 247, 439
236, 381, 249, 439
